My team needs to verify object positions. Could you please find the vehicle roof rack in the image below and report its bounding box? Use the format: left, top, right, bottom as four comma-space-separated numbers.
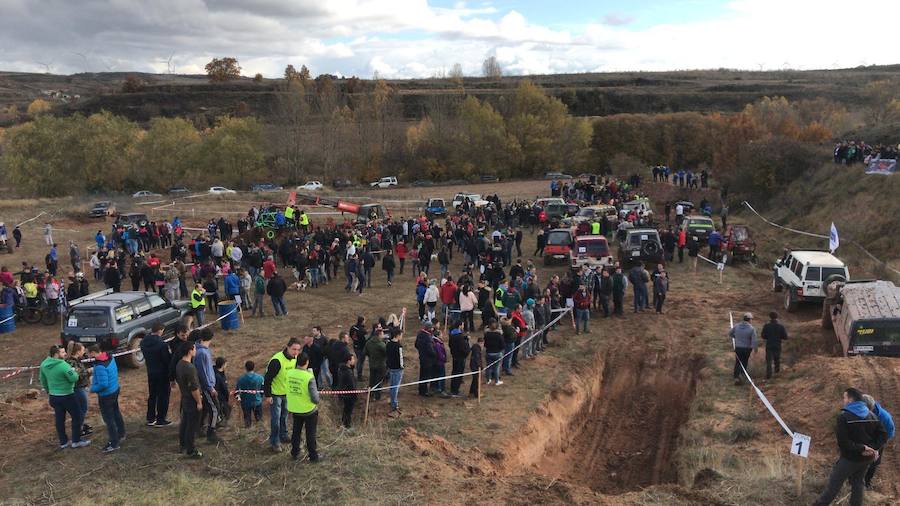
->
68, 288, 114, 307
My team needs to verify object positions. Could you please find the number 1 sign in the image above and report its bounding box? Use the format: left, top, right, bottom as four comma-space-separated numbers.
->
791, 433, 811, 458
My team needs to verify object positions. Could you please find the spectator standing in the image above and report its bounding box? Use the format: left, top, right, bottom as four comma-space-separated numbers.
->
862, 394, 894, 490
811, 388, 887, 506
267, 272, 288, 316
214, 357, 231, 426
653, 271, 669, 314
140, 323, 173, 427
761, 312, 788, 379
264, 338, 301, 452
469, 336, 484, 397
483, 320, 504, 385
415, 322, 437, 396
386, 329, 404, 416
65, 342, 93, 438
448, 323, 470, 397
88, 345, 126, 453
364, 327, 387, 400
175, 342, 203, 458
251, 271, 266, 317
286, 353, 321, 461
193, 331, 220, 443
728, 312, 758, 385
335, 353, 357, 429
573, 285, 591, 334
236, 361, 264, 428
41, 345, 88, 449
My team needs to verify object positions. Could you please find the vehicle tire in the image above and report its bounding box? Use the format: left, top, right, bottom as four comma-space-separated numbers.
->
122, 335, 144, 369
641, 241, 660, 257
822, 274, 847, 291
24, 307, 42, 324
543, 255, 551, 266
784, 288, 798, 313
821, 302, 834, 329
772, 277, 783, 293
41, 308, 58, 326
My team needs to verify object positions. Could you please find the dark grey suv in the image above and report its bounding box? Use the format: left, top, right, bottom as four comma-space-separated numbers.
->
60, 290, 191, 368
618, 228, 664, 267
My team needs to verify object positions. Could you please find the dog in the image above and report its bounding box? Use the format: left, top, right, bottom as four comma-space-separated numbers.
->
290, 267, 308, 291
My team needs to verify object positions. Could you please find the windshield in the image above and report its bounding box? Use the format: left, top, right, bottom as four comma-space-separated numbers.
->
429, 200, 444, 207
629, 232, 658, 247
67, 309, 109, 329
853, 321, 900, 346
577, 240, 609, 255
576, 209, 595, 218
732, 228, 749, 241
546, 231, 572, 246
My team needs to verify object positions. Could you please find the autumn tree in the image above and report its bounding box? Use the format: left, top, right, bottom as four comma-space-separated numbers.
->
121, 75, 144, 93
26, 98, 52, 117
284, 64, 299, 81
196, 116, 265, 188
449, 63, 464, 86
205, 57, 241, 82
862, 79, 900, 124
134, 117, 201, 189
482, 56, 502, 79
253, 73, 263, 83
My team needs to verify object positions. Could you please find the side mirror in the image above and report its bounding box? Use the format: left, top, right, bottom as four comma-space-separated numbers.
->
775, 260, 783, 267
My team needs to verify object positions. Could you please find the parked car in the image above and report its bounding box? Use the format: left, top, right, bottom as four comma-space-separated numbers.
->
209, 186, 237, 194
620, 198, 653, 221
61, 290, 191, 368
251, 183, 283, 192
168, 186, 191, 195
452, 192, 489, 209
132, 190, 162, 198
297, 181, 324, 191
370, 176, 398, 189
539, 202, 580, 225
773, 250, 849, 313
822, 280, 900, 357
480, 174, 499, 183
544, 171, 573, 179
543, 228, 575, 265
89, 201, 116, 218
115, 213, 149, 228
570, 235, 612, 270
532, 197, 566, 213
618, 228, 664, 267
425, 198, 447, 217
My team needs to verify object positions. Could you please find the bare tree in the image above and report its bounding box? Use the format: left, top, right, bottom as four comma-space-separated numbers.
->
449, 63, 464, 80
482, 56, 502, 79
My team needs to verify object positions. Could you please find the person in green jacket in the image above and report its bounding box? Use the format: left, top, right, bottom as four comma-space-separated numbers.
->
40, 345, 90, 449
364, 327, 387, 401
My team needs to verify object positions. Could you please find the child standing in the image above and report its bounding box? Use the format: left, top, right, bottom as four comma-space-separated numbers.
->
236, 361, 264, 428
213, 357, 231, 426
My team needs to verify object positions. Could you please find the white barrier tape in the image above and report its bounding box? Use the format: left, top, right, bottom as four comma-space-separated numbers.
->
15, 211, 47, 228
368, 307, 573, 394
0, 314, 15, 325
742, 201, 899, 277
729, 311, 794, 438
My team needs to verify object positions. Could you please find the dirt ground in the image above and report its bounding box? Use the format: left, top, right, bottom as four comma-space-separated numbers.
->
0, 179, 897, 505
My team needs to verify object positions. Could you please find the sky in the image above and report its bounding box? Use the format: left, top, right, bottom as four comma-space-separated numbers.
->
0, 0, 898, 79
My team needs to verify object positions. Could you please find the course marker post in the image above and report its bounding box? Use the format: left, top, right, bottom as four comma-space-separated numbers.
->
477, 369, 482, 404
363, 387, 372, 427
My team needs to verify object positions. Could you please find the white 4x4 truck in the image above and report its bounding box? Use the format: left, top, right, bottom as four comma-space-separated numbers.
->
370, 176, 398, 189
772, 250, 849, 313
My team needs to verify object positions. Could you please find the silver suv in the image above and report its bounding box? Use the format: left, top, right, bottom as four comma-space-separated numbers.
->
60, 290, 191, 368
773, 250, 849, 312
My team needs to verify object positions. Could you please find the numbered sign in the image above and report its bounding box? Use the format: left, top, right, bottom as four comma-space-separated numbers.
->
791, 433, 811, 458
717, 262, 725, 272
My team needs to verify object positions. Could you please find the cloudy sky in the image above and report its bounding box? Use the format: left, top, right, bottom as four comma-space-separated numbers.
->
1, 0, 898, 78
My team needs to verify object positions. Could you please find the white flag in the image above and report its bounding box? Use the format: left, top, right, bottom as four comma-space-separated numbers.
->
829, 222, 839, 253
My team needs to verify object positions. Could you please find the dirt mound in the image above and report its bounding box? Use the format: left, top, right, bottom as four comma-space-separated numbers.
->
504, 350, 704, 494
401, 427, 498, 477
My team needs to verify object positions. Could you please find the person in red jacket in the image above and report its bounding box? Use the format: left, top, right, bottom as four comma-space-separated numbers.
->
262, 256, 277, 279
509, 305, 528, 367
395, 242, 407, 275
677, 228, 687, 263
573, 284, 592, 334
439, 274, 458, 320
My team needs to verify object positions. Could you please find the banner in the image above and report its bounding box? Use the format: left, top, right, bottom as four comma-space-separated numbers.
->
829, 222, 839, 253
865, 158, 896, 175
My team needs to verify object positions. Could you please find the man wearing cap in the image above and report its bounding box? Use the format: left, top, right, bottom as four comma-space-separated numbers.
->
728, 312, 758, 385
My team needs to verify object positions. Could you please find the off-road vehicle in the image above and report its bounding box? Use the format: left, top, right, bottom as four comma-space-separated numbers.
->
772, 250, 849, 312
115, 212, 149, 228
60, 290, 191, 368
618, 228, 664, 266
822, 280, 900, 357
680, 215, 716, 244
89, 201, 115, 218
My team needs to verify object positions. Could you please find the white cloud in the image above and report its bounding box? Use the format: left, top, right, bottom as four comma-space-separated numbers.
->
0, 0, 897, 79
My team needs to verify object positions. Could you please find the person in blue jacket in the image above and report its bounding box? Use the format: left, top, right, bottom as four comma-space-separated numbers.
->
863, 394, 895, 489
88, 345, 125, 453
224, 270, 241, 306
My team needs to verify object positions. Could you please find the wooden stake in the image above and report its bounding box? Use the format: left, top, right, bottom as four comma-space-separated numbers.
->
363, 388, 372, 427
794, 456, 805, 496
718, 267, 724, 285
477, 369, 482, 404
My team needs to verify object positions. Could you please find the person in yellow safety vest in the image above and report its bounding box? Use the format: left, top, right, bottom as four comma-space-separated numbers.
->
298, 210, 309, 227
263, 338, 302, 452
494, 285, 506, 315
284, 205, 295, 226
591, 221, 601, 235
285, 351, 320, 461
190, 282, 206, 326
